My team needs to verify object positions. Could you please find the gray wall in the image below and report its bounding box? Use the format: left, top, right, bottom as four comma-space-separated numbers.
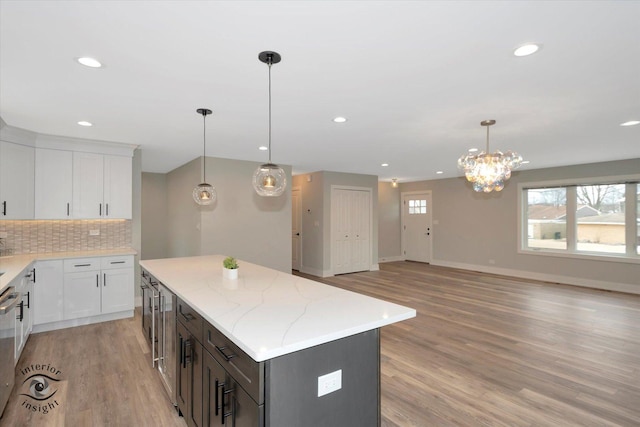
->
142, 156, 292, 273
379, 158, 640, 293
141, 172, 169, 260
293, 171, 378, 276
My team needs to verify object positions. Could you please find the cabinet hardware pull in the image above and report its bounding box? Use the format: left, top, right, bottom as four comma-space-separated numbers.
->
99, 203, 102, 216
215, 379, 222, 416
110, 261, 126, 264
106, 203, 109, 216
74, 264, 91, 267
215, 345, 236, 362
26, 291, 30, 309
96, 274, 99, 287
18, 301, 24, 322
32, 268, 36, 283
67, 202, 70, 216
103, 273, 106, 286
2, 201, 6, 216
221, 384, 234, 425
184, 340, 192, 367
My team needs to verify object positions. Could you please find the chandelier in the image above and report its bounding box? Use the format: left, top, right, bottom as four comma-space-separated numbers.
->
253, 51, 287, 197
457, 120, 522, 193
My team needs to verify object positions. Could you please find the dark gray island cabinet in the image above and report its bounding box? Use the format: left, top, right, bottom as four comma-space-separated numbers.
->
140, 255, 415, 427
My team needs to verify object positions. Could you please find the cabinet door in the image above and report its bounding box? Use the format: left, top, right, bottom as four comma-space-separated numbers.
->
72, 152, 103, 218
64, 271, 101, 319
102, 268, 134, 314
177, 322, 191, 421
103, 155, 132, 219
35, 148, 73, 219
33, 260, 64, 325
0, 141, 34, 219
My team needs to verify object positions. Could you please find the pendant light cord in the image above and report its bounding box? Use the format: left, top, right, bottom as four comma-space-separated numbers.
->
486, 125, 490, 152
268, 60, 272, 163
202, 113, 207, 181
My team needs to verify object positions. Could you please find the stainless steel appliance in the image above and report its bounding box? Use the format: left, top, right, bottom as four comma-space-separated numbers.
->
0, 287, 21, 416
141, 270, 176, 406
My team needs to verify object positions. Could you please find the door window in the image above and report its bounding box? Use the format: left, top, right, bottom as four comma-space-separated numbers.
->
408, 199, 427, 215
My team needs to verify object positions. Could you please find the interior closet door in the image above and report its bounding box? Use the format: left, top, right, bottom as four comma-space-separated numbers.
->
332, 188, 371, 275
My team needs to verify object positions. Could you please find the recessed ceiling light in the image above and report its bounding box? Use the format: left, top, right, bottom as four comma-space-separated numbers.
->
258, 146, 268, 151
381, 163, 389, 167
620, 120, 640, 127
522, 160, 530, 164
77, 121, 93, 127
436, 171, 443, 175
76, 57, 103, 68
468, 148, 478, 153
333, 117, 347, 123
514, 44, 541, 57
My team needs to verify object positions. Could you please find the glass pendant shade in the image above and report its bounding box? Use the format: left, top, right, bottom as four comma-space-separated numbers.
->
457, 120, 522, 193
193, 182, 216, 205
252, 163, 287, 197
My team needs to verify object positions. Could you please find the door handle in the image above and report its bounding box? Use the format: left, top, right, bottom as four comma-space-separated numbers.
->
2, 201, 6, 216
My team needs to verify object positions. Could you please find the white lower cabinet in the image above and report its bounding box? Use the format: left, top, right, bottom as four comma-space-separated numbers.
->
33, 260, 64, 325
15, 265, 34, 363
31, 255, 134, 326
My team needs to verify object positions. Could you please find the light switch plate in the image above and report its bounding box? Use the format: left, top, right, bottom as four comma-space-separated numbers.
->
318, 369, 342, 397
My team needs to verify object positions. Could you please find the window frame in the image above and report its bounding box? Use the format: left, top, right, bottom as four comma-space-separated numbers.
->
518, 174, 640, 265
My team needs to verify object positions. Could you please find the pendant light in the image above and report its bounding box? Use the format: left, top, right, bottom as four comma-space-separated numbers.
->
253, 51, 287, 197
193, 108, 217, 205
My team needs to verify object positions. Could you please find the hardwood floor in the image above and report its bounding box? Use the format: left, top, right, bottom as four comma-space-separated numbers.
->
2, 261, 639, 426
300, 262, 640, 427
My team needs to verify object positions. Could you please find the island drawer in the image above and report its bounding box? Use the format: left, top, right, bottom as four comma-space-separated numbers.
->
177, 297, 203, 339
203, 321, 264, 405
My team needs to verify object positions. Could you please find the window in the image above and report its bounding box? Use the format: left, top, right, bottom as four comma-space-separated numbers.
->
408, 199, 427, 215
520, 177, 640, 263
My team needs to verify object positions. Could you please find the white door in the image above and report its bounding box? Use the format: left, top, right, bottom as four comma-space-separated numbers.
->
64, 271, 101, 319
332, 188, 371, 275
402, 192, 432, 263
35, 148, 73, 219
73, 152, 104, 218
292, 188, 301, 271
103, 155, 132, 219
33, 260, 64, 325
102, 268, 134, 314
0, 141, 34, 219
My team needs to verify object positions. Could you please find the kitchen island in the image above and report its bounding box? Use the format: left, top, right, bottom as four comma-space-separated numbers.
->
140, 255, 415, 427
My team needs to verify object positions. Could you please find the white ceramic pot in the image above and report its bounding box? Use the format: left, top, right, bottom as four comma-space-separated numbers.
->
223, 267, 238, 280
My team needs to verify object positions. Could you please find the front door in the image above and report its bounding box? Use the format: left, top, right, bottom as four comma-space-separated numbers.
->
402, 192, 432, 263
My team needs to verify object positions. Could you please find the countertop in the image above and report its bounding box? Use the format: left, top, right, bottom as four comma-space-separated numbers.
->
0, 248, 137, 293
140, 255, 416, 362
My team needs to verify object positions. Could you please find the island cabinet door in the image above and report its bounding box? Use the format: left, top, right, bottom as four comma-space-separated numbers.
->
177, 321, 204, 427
202, 350, 264, 427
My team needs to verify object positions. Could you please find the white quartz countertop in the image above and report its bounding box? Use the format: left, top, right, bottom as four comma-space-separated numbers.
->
0, 248, 137, 294
139, 255, 416, 362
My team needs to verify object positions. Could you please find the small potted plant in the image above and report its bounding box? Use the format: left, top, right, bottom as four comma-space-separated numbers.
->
223, 256, 239, 280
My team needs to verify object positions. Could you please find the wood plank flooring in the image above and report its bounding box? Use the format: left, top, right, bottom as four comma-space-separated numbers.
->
300, 262, 640, 427
2, 261, 639, 426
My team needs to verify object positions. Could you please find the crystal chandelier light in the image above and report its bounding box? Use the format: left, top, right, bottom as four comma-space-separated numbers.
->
457, 120, 523, 193
253, 51, 287, 197
193, 108, 216, 205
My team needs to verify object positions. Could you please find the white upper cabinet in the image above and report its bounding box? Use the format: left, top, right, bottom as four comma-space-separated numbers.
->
0, 141, 34, 219
72, 153, 132, 219
35, 148, 73, 219
73, 152, 104, 218
103, 155, 132, 219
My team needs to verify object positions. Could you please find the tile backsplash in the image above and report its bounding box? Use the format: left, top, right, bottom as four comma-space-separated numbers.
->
0, 220, 132, 254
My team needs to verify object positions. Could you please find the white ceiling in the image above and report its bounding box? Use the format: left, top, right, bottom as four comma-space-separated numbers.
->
1, 1, 639, 182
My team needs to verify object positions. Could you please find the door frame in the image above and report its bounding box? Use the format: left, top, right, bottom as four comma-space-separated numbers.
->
400, 190, 433, 263
330, 185, 374, 275
292, 186, 302, 271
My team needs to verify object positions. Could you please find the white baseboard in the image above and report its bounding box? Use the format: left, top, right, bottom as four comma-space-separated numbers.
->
32, 310, 135, 334
430, 259, 640, 295
298, 265, 333, 278
378, 256, 405, 263
371, 263, 380, 271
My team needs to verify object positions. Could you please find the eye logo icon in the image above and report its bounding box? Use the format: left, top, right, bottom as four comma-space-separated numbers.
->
21, 374, 59, 401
